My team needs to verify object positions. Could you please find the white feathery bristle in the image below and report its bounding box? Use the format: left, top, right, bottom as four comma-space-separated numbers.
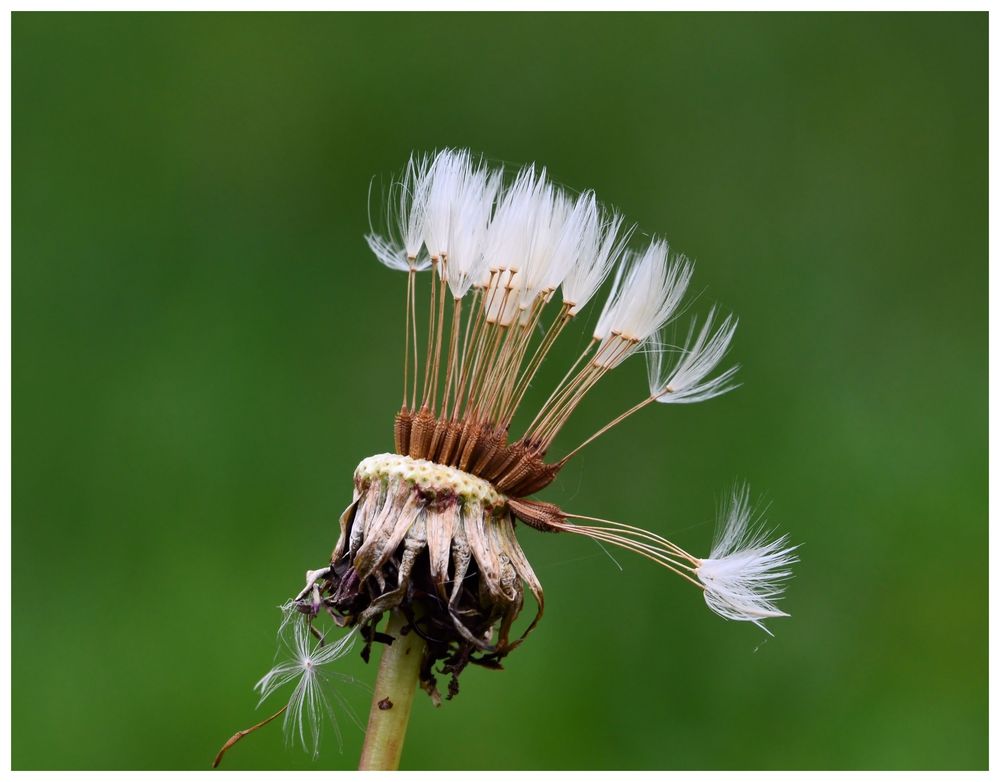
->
538, 190, 579, 294
592, 249, 630, 342
695, 486, 798, 635
482, 165, 543, 325
647, 307, 740, 404
515, 184, 575, 320
255, 619, 358, 758
423, 149, 471, 261
483, 164, 542, 274
364, 232, 430, 272
444, 162, 500, 299
592, 240, 692, 366
545, 190, 595, 299
561, 203, 631, 316
398, 152, 432, 261
365, 152, 432, 271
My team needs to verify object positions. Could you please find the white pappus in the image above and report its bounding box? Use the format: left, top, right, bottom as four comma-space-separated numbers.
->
255, 616, 363, 758
646, 306, 741, 405
695, 485, 799, 634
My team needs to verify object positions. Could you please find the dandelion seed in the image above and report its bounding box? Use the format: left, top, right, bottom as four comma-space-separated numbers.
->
646, 306, 741, 404
695, 485, 799, 634
255, 620, 359, 757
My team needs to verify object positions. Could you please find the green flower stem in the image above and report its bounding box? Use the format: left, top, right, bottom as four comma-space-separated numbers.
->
357, 610, 426, 770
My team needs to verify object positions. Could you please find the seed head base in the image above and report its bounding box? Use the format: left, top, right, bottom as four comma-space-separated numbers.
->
290, 453, 551, 702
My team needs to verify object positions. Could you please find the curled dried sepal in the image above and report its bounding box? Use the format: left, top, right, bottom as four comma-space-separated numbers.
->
290, 454, 546, 702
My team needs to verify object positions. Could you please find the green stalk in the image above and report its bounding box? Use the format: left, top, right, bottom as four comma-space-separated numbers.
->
357, 610, 426, 770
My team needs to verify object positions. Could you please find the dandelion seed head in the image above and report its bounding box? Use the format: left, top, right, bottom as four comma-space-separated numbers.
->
241, 149, 799, 758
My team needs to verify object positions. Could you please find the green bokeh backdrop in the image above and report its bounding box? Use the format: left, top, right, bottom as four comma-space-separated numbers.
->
12, 11, 986, 770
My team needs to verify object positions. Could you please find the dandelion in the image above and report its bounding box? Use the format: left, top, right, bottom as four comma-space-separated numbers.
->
218, 148, 798, 769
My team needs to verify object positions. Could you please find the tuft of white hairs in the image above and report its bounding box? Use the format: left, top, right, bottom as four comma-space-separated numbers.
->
365, 152, 432, 272
646, 307, 740, 404
514, 184, 574, 319
255, 619, 360, 758
443, 160, 501, 299
481, 165, 546, 325
537, 189, 581, 296
695, 486, 798, 635
368, 152, 711, 335
364, 232, 430, 273
423, 149, 472, 261
561, 202, 631, 316
592, 241, 693, 366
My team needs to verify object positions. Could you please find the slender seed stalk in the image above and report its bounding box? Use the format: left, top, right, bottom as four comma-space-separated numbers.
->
558, 395, 656, 464
357, 611, 426, 770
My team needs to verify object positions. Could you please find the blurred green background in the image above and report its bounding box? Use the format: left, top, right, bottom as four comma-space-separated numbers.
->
12, 11, 986, 770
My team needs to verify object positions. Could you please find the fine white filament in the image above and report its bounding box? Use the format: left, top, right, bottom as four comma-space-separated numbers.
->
695, 486, 798, 634
255, 619, 360, 757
